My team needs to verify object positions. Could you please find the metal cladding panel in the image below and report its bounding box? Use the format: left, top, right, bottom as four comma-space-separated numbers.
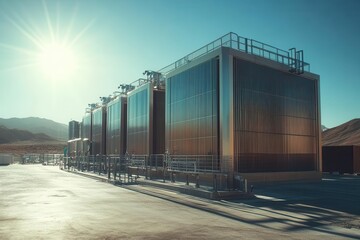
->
322, 146, 359, 174
153, 90, 165, 154
68, 120, 80, 140
67, 138, 82, 157
127, 83, 152, 155
91, 107, 106, 155
354, 146, 360, 173
67, 141, 75, 157
166, 58, 219, 156
82, 113, 92, 140
233, 58, 319, 173
75, 139, 83, 156
106, 97, 127, 155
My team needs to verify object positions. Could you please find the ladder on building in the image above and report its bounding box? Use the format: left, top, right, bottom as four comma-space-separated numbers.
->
289, 48, 305, 74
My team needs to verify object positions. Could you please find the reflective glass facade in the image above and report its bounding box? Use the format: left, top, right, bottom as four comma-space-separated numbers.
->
233, 58, 318, 172
106, 97, 127, 155
91, 107, 106, 155
127, 84, 165, 155
166, 58, 219, 156
68, 120, 79, 140
127, 84, 150, 155
82, 113, 92, 141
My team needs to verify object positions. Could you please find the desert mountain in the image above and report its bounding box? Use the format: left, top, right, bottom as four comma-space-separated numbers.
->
0, 117, 67, 140
0, 125, 54, 144
322, 118, 360, 146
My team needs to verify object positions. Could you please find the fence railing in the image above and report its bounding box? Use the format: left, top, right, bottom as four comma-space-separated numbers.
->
62, 154, 240, 190
63, 154, 222, 177
166, 155, 221, 173
21, 154, 63, 165
158, 32, 310, 75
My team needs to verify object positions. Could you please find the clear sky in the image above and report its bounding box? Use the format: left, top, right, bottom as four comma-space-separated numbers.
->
0, 0, 359, 128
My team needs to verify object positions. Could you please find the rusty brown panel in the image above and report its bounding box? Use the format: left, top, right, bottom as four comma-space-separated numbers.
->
234, 58, 318, 173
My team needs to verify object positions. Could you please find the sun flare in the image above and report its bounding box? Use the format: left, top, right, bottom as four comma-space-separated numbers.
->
0, 0, 95, 81
39, 43, 77, 78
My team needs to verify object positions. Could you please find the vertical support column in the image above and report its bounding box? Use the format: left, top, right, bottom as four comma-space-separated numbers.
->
148, 83, 154, 157
107, 156, 111, 180
219, 48, 234, 188
245, 38, 248, 53
316, 76, 322, 173
195, 174, 200, 188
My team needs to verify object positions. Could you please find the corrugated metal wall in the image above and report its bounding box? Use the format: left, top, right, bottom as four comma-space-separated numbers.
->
68, 120, 79, 140
82, 113, 92, 141
233, 58, 318, 172
106, 97, 127, 155
127, 84, 150, 155
166, 58, 219, 156
91, 107, 106, 155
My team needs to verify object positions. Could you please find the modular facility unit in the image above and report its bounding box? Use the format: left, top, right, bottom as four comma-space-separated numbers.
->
68, 120, 80, 140
322, 146, 360, 174
0, 154, 13, 166
67, 138, 83, 158
127, 82, 165, 155
91, 106, 107, 156
165, 41, 321, 183
68, 33, 321, 186
82, 112, 92, 141
106, 96, 127, 155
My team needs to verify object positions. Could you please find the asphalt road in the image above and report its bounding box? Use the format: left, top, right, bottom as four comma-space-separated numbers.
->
1, 164, 359, 240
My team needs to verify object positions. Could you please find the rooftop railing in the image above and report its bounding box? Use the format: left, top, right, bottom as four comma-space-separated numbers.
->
158, 32, 310, 75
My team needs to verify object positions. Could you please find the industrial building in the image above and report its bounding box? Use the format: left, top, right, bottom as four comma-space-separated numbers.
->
67, 32, 321, 188
106, 96, 127, 156
68, 120, 80, 140
126, 76, 165, 156
163, 33, 321, 185
323, 146, 360, 174
91, 105, 107, 156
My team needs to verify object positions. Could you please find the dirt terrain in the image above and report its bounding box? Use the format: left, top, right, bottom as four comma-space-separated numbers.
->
323, 118, 360, 146
0, 140, 65, 155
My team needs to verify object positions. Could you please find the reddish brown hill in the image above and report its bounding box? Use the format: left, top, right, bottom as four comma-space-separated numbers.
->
322, 119, 360, 146
0, 140, 66, 155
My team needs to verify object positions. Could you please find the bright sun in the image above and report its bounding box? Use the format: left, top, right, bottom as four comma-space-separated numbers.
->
39, 43, 77, 78
1, 0, 95, 81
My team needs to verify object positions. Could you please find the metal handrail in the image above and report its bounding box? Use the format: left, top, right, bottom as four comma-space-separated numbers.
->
166, 155, 221, 173
158, 32, 310, 75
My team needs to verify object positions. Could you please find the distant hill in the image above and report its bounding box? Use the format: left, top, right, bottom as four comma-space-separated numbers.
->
322, 119, 360, 146
0, 125, 54, 144
0, 117, 67, 140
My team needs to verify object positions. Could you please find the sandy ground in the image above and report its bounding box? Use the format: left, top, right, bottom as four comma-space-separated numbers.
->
1, 164, 359, 239
0, 141, 65, 155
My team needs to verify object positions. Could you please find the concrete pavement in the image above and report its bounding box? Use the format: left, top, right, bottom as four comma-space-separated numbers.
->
1, 164, 359, 239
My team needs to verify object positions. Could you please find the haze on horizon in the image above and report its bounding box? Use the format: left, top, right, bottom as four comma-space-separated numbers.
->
0, 0, 359, 128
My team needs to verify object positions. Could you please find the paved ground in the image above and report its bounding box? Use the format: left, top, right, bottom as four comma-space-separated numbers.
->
1, 164, 359, 239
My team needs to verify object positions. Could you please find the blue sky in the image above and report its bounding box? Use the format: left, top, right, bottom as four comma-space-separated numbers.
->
0, 0, 359, 128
